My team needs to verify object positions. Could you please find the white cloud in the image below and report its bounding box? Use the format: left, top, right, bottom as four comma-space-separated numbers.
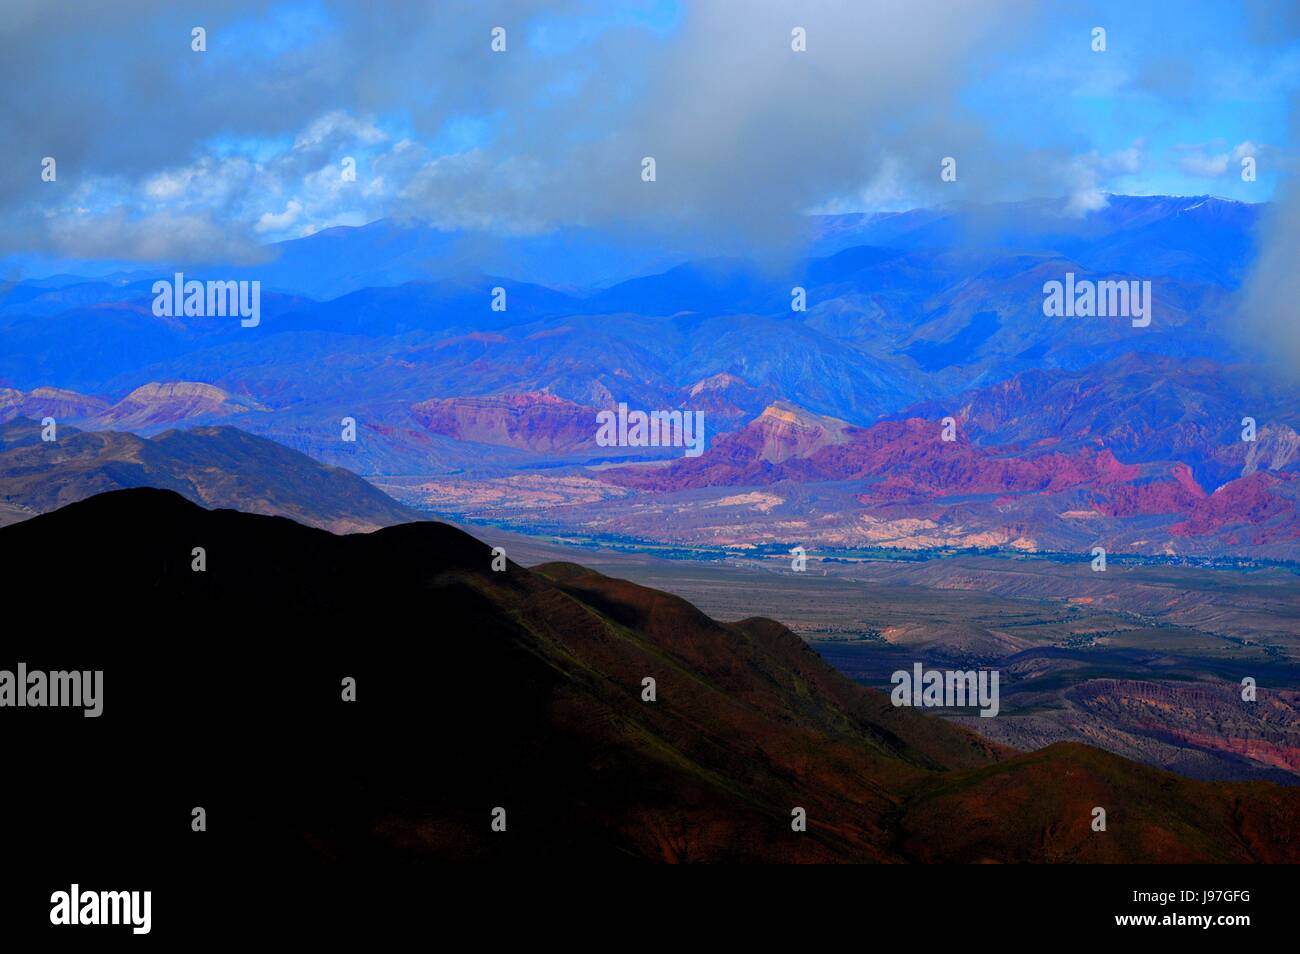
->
292, 111, 387, 151
1176, 140, 1261, 178
254, 200, 303, 235
1061, 142, 1146, 216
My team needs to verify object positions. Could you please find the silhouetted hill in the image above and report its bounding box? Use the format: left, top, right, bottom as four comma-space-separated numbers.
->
3, 488, 1296, 865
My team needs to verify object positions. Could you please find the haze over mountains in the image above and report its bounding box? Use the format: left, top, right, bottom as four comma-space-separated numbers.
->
1, 195, 1295, 559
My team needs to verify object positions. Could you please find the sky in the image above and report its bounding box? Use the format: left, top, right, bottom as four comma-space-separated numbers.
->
0, 0, 1297, 268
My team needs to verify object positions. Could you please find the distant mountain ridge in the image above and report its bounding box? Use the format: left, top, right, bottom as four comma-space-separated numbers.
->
1, 194, 1262, 300
0, 418, 416, 533
587, 395, 1300, 557
811, 194, 1261, 288
0, 195, 1291, 557
1, 381, 264, 433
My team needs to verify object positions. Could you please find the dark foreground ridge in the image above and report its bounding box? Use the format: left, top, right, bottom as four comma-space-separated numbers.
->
3, 487, 1298, 869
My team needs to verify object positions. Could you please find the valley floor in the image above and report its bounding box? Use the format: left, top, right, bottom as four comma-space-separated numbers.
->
467, 521, 1300, 785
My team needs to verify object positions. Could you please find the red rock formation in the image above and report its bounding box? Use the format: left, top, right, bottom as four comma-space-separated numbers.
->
411, 391, 600, 453
1172, 471, 1297, 538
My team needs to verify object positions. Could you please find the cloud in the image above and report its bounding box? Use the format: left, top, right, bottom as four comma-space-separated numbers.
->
0, 0, 1046, 264
1236, 114, 1300, 380
1176, 141, 1259, 178
1, 0, 1290, 268
254, 200, 303, 234
385, 0, 1057, 259
0, 0, 567, 260
44, 209, 270, 264
1060, 142, 1146, 216
292, 111, 385, 151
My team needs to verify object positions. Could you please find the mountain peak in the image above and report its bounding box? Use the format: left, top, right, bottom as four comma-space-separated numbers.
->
122, 381, 233, 403
748, 402, 851, 463
98, 380, 262, 428
688, 371, 750, 396
0, 385, 109, 421
757, 401, 847, 430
